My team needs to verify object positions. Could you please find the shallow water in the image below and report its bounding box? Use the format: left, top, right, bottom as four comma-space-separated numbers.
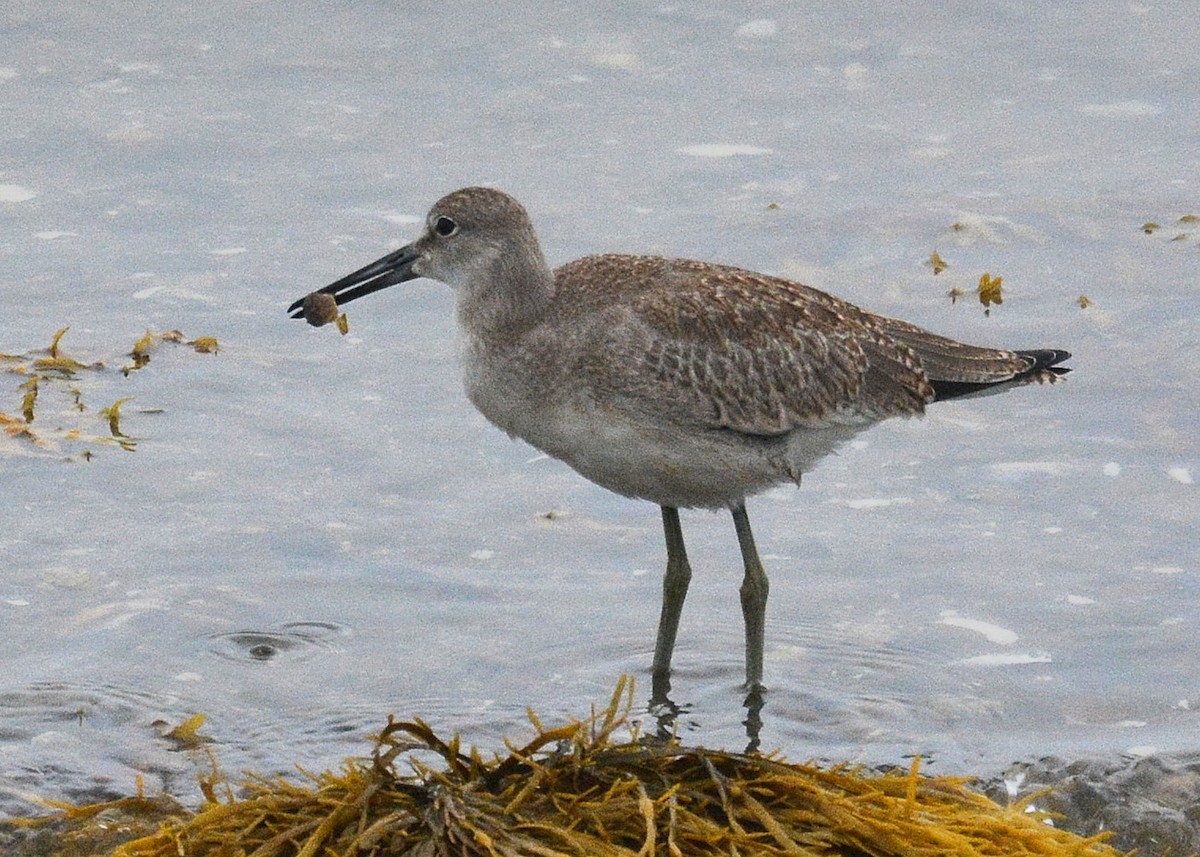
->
2, 0, 1198, 824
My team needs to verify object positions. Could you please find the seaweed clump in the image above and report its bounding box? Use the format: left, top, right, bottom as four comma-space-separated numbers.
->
2, 327, 218, 458
7, 679, 1120, 857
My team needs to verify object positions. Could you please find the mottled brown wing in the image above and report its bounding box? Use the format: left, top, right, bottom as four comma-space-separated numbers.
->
565, 256, 932, 436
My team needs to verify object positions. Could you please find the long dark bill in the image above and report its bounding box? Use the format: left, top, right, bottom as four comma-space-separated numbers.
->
287, 244, 420, 318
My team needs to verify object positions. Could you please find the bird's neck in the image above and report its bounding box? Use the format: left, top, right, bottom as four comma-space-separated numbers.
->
455, 247, 555, 344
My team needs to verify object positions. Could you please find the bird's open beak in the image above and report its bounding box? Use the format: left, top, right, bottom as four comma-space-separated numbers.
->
287, 244, 421, 318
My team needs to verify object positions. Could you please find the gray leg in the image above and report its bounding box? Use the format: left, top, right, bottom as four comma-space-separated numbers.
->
652, 506, 692, 681
732, 503, 769, 690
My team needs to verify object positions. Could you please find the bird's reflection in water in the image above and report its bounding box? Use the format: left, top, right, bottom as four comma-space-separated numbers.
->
741, 687, 765, 754
649, 672, 766, 755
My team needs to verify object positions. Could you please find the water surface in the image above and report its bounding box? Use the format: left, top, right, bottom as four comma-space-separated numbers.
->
1, 0, 1197, 817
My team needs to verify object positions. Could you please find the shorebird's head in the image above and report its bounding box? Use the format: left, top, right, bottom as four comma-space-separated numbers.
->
288, 187, 549, 322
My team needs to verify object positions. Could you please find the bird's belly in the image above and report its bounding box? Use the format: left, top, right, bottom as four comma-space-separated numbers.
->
468, 377, 859, 509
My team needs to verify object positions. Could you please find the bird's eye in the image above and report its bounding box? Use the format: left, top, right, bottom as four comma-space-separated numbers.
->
434, 216, 458, 237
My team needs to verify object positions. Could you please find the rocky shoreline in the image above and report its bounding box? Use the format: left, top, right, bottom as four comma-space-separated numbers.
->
979, 752, 1200, 856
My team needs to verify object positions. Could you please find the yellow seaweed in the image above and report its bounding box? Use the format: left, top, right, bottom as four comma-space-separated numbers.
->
1, 412, 49, 447
122, 330, 158, 374
189, 337, 220, 354
160, 714, 212, 750
131, 330, 157, 358
976, 273, 1003, 309
0, 677, 1120, 857
20, 376, 38, 423
48, 326, 70, 358
102, 397, 133, 436
3, 326, 222, 459
101, 397, 137, 450
33, 355, 96, 373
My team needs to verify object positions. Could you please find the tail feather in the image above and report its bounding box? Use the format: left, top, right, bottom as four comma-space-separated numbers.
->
871, 314, 1072, 402
930, 348, 1071, 401
879, 318, 1045, 384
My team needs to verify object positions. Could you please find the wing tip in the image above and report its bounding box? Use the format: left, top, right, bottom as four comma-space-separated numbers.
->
1016, 349, 1072, 372
931, 348, 1072, 401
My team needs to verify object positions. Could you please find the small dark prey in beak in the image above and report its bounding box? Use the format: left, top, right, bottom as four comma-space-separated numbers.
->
287, 244, 420, 319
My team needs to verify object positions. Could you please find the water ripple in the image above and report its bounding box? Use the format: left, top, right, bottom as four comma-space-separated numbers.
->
202, 621, 349, 662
